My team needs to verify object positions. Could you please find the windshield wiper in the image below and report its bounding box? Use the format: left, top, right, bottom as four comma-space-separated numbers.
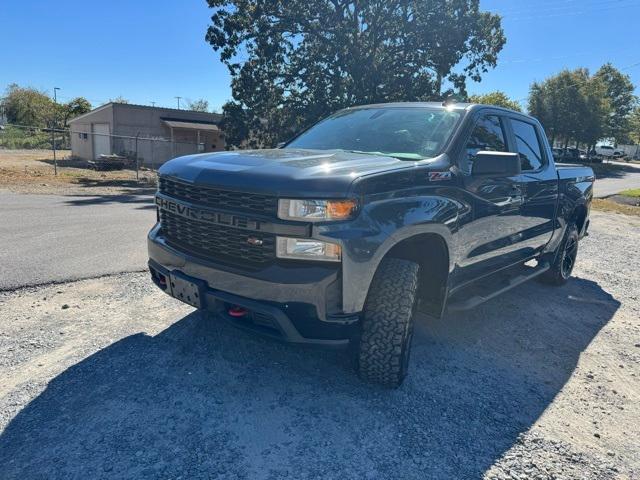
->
342, 150, 426, 161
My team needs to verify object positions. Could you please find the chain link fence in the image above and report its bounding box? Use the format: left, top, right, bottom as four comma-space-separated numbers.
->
1, 123, 214, 174
0, 124, 71, 151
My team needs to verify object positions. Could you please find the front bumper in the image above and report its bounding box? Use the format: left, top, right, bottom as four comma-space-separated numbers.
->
148, 224, 357, 346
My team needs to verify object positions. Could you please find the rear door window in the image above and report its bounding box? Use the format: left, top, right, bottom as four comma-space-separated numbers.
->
464, 115, 508, 173
511, 119, 545, 171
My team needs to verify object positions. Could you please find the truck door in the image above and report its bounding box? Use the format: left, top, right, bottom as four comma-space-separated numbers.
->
507, 117, 558, 254
454, 114, 527, 285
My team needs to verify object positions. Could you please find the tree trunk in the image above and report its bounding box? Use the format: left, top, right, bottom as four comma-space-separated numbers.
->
434, 72, 443, 100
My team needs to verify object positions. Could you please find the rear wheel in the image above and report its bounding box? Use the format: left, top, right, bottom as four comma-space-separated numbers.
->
539, 223, 579, 286
354, 258, 419, 388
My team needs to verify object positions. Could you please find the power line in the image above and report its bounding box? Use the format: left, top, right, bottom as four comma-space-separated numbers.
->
499, 50, 631, 65
494, 0, 581, 14
497, 0, 638, 16
504, 1, 640, 22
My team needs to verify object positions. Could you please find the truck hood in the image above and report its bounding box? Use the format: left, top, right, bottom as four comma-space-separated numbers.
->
158, 148, 436, 197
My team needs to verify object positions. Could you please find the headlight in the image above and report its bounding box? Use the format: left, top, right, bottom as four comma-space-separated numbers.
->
278, 199, 358, 222
276, 237, 341, 262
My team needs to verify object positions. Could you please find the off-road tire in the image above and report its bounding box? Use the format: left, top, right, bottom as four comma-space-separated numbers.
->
355, 257, 419, 388
539, 223, 579, 286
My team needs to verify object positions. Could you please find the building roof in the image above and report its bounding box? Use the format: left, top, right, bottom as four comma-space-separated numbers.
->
68, 103, 112, 123
69, 102, 222, 124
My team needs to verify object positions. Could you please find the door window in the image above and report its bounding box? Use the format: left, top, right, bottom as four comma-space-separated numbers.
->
511, 119, 545, 171
464, 115, 507, 173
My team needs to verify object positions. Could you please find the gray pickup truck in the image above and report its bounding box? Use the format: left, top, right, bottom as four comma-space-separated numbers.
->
148, 102, 594, 387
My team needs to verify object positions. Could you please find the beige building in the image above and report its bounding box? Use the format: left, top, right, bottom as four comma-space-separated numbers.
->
69, 103, 224, 167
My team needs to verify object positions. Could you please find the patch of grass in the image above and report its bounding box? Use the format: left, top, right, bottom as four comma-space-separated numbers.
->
0, 126, 52, 149
620, 188, 640, 198
592, 198, 640, 216
0, 126, 71, 150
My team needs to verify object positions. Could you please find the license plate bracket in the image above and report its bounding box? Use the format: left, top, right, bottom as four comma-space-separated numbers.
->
169, 271, 205, 308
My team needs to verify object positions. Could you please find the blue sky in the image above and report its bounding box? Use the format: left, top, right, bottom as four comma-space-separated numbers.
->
2, 0, 639, 112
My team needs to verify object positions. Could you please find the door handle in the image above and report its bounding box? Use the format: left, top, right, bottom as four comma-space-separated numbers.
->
495, 196, 523, 207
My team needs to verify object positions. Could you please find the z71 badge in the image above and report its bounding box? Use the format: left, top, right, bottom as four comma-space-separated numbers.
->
428, 171, 452, 181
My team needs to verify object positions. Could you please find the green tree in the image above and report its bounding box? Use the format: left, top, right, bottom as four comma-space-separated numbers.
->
576, 73, 609, 149
528, 70, 587, 147
220, 102, 250, 148
187, 98, 210, 112
109, 96, 129, 104
529, 64, 637, 149
206, 0, 506, 147
60, 97, 92, 127
468, 91, 521, 111
629, 107, 640, 145
594, 63, 637, 144
1, 84, 54, 127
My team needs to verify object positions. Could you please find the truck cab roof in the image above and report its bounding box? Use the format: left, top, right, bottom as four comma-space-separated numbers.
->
343, 101, 525, 117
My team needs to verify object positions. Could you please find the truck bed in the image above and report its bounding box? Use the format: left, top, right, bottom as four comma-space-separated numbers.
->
556, 163, 595, 181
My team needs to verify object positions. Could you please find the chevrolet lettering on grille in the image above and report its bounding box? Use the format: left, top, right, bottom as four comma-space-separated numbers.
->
156, 196, 264, 231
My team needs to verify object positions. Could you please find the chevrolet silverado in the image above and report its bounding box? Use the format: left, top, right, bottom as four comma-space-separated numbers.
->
148, 102, 594, 387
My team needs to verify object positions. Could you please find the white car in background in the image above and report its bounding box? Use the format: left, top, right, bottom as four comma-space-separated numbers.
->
595, 145, 615, 158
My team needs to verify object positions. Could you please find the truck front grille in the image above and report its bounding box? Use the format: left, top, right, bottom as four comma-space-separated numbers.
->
159, 177, 278, 217
160, 210, 276, 267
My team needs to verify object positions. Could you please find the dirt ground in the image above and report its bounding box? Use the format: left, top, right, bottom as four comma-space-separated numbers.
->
0, 211, 639, 479
0, 149, 156, 195
593, 198, 640, 216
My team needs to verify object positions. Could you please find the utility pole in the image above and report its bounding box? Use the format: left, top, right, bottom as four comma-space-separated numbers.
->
52, 87, 60, 175
135, 131, 140, 181
150, 101, 156, 107
175, 96, 182, 110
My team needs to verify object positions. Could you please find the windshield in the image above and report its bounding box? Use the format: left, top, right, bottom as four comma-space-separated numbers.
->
286, 107, 461, 160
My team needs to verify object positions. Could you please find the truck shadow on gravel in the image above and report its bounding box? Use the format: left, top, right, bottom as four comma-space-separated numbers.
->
0, 277, 620, 479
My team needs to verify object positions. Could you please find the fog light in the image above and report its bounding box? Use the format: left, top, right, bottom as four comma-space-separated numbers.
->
276, 237, 341, 262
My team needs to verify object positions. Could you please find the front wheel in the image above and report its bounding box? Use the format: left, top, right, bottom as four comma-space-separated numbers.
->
354, 257, 419, 388
539, 223, 579, 286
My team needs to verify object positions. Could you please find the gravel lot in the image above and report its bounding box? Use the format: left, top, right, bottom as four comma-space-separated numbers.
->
1, 211, 639, 479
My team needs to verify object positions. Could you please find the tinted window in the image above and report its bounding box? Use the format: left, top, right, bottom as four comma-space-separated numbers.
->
511, 119, 544, 171
286, 107, 461, 160
464, 115, 507, 173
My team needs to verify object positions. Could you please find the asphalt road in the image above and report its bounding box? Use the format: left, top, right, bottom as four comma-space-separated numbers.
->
593, 161, 640, 198
0, 192, 155, 290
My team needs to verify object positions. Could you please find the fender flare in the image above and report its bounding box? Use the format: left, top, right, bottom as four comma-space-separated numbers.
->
342, 222, 455, 314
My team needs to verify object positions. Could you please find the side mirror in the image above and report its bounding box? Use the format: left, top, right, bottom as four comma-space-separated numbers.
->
472, 151, 521, 177
276, 142, 286, 149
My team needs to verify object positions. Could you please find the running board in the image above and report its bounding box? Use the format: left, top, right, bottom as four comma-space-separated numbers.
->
447, 261, 550, 312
